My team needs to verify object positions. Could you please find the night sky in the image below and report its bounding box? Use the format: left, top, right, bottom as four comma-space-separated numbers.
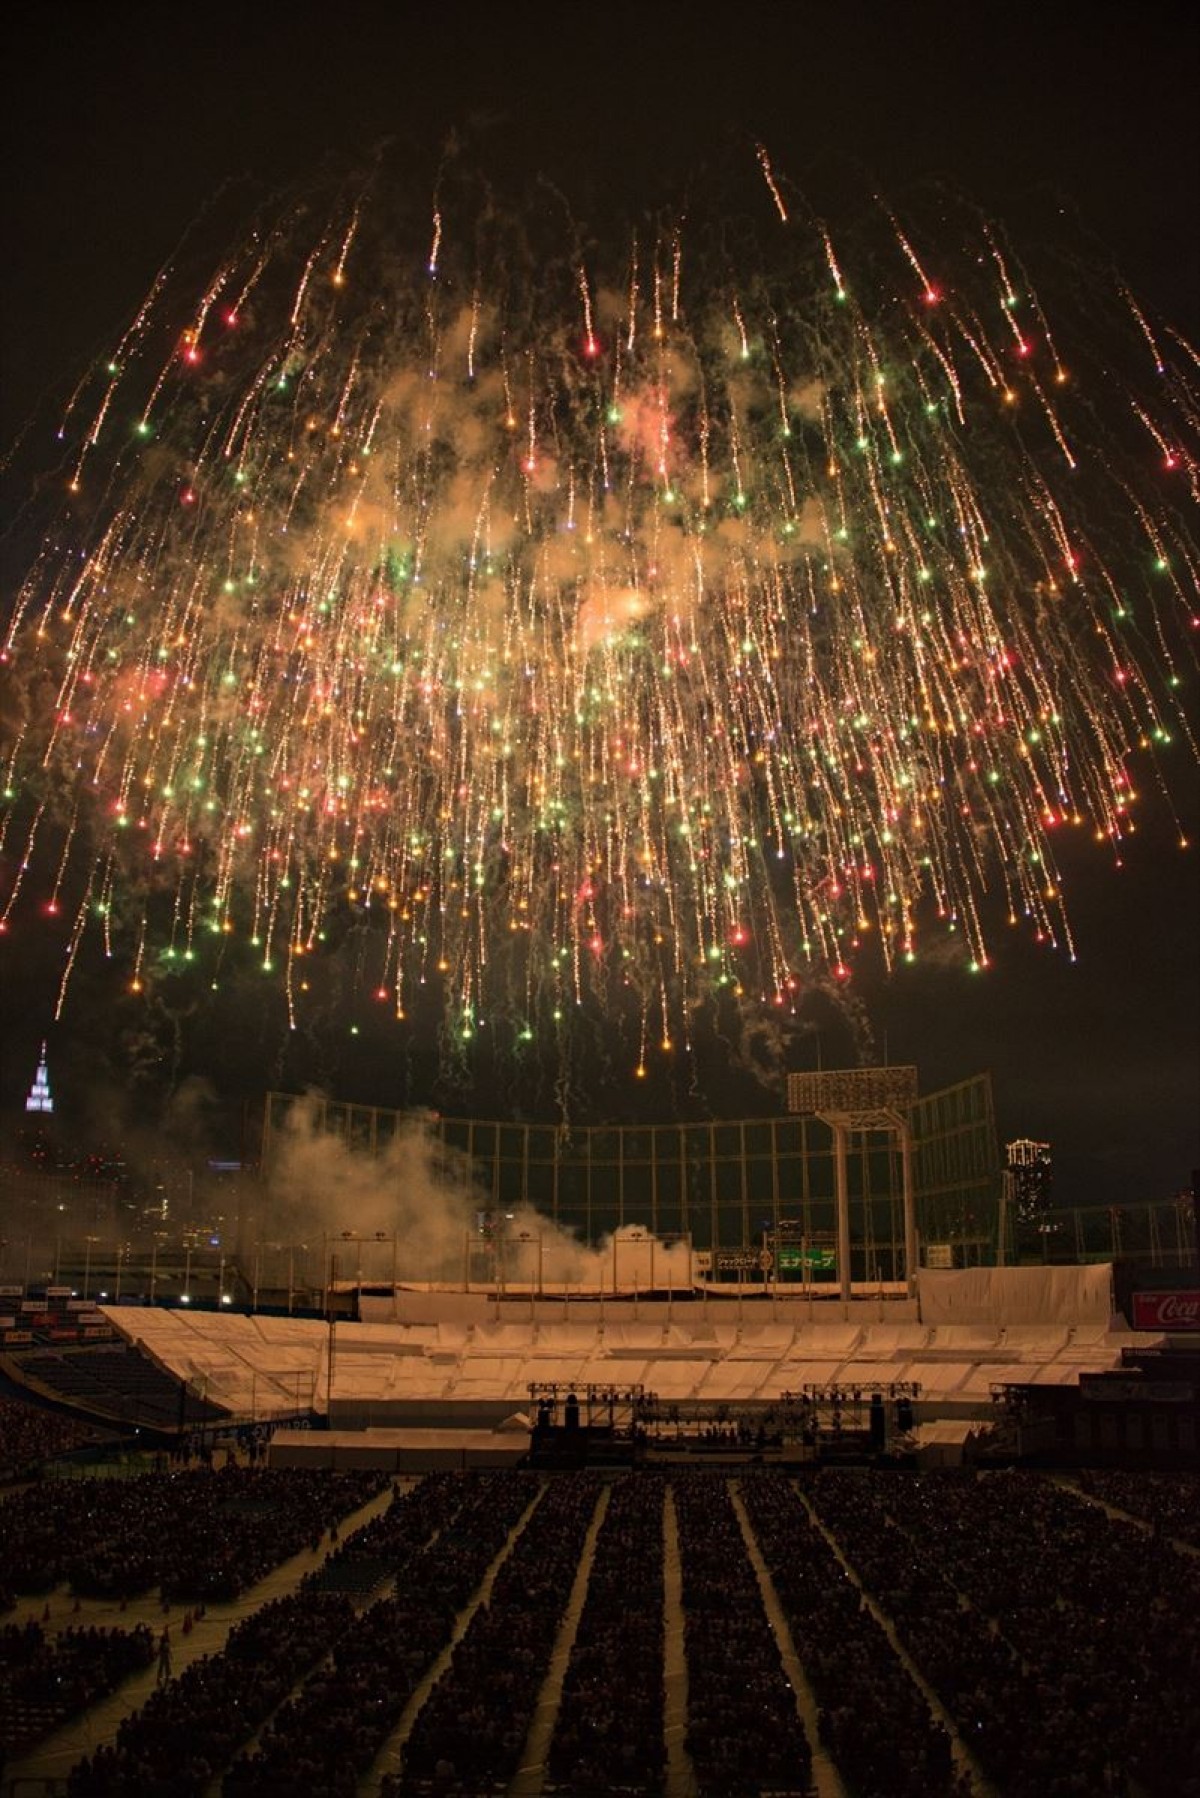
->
2, 2, 1197, 1206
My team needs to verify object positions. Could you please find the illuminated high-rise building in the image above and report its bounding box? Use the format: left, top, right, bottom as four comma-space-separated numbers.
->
24, 1042, 54, 1114
1005, 1138, 1053, 1229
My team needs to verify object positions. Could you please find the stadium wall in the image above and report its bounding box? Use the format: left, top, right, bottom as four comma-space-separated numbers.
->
261, 1074, 1001, 1273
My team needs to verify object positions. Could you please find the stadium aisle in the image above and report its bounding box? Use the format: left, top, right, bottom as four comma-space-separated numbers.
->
1054, 1473, 1200, 1559
793, 1486, 995, 1798
729, 1483, 847, 1798
4, 1478, 397, 1788
661, 1487, 695, 1798
363, 1480, 546, 1792
508, 1482, 611, 1795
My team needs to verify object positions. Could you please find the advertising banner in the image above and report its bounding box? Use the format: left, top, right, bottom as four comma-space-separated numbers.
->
777, 1246, 836, 1275
1132, 1291, 1200, 1331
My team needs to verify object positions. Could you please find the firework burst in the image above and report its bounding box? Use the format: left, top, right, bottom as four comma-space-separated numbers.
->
2, 164, 1197, 1086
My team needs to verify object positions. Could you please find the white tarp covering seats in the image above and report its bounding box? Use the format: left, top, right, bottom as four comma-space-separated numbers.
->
100, 1265, 1131, 1423
916, 1265, 1112, 1325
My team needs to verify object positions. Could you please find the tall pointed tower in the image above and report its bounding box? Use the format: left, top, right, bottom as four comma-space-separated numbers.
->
25, 1042, 55, 1114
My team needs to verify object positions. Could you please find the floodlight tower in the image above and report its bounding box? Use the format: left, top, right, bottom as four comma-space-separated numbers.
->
787, 1067, 920, 1300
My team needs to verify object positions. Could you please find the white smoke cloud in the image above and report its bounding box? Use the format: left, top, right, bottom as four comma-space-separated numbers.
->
266, 1093, 695, 1289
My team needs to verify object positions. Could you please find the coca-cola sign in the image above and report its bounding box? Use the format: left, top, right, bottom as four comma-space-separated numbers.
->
1132, 1290, 1200, 1331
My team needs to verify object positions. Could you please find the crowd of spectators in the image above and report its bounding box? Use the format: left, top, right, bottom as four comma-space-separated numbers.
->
739, 1471, 960, 1797
1075, 1468, 1200, 1546
807, 1469, 1200, 1797
226, 1470, 537, 1795
67, 1476, 484, 1796
672, 1471, 812, 1797
0, 1465, 387, 1600
0, 1620, 154, 1758
546, 1472, 666, 1795
67, 1592, 357, 1796
8, 1463, 1199, 1797
396, 1471, 601, 1795
0, 1395, 106, 1482
304, 1473, 464, 1599
807, 1469, 1104, 1795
